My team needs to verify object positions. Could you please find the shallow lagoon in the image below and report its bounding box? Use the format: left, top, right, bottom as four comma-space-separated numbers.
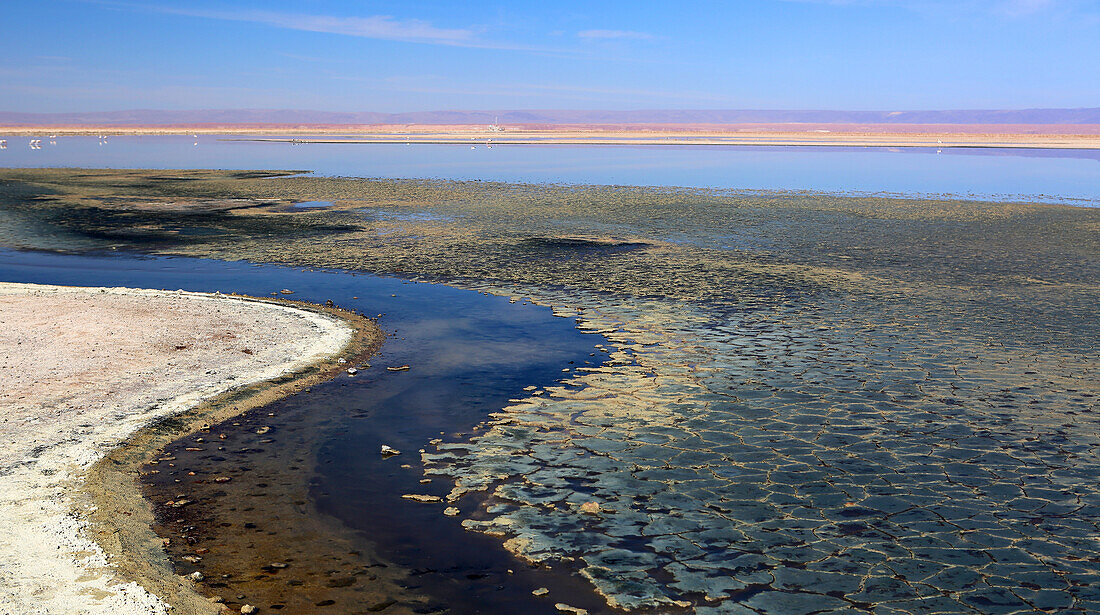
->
0, 167, 1097, 613
0, 248, 610, 614
1, 135, 1098, 206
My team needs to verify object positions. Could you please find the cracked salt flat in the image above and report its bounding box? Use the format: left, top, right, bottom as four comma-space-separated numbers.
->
425, 288, 1100, 614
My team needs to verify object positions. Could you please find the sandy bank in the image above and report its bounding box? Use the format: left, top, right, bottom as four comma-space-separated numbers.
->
0, 283, 356, 614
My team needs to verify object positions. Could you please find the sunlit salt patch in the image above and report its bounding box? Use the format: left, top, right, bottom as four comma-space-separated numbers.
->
291, 200, 335, 209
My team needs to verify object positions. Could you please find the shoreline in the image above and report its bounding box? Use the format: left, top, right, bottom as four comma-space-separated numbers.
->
233, 136, 1100, 150
0, 282, 381, 615
1, 125, 1098, 150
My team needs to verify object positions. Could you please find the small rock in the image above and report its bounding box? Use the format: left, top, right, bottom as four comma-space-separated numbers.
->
443, 507, 460, 516
214, 476, 232, 483
188, 571, 204, 582
532, 587, 549, 596
255, 426, 271, 435
279, 289, 294, 294
240, 605, 257, 614
386, 364, 411, 372
337, 358, 347, 364
401, 494, 442, 503
555, 604, 587, 615
380, 444, 400, 457
346, 367, 358, 375
182, 555, 202, 563
579, 501, 601, 515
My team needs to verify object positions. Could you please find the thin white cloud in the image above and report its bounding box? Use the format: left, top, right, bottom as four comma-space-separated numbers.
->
163, 8, 476, 44
774, 0, 1070, 15
999, 0, 1055, 16
87, 2, 563, 51
578, 29, 654, 40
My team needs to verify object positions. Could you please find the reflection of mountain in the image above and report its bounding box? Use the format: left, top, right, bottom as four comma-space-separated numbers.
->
2, 108, 1099, 126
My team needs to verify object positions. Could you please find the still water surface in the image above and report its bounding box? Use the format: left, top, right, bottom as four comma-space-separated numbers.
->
0, 248, 610, 613
1, 135, 1097, 205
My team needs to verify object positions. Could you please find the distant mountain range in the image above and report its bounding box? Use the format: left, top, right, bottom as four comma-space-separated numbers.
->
2, 108, 1099, 125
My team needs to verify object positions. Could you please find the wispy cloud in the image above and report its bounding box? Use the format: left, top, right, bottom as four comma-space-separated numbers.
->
577, 29, 654, 40
88, 2, 561, 51
998, 0, 1055, 16
774, 0, 1078, 16
159, 7, 477, 44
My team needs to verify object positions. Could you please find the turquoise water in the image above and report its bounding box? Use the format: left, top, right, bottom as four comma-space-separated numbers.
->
1, 135, 1097, 205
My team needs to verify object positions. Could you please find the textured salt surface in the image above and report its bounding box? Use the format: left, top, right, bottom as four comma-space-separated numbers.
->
0, 283, 352, 615
426, 286, 1100, 613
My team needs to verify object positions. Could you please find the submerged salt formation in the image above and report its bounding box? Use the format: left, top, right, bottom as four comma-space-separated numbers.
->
425, 287, 1099, 612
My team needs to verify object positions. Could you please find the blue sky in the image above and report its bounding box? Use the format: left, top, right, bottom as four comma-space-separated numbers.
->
1, 0, 1098, 112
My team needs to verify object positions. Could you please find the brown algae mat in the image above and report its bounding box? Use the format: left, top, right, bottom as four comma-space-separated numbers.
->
1, 168, 1099, 614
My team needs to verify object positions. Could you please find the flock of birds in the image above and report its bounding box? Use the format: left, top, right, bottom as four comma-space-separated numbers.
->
0, 134, 165, 150
0, 133, 508, 152
1, 135, 61, 150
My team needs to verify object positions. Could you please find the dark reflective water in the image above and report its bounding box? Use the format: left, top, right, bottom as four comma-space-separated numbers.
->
0, 248, 610, 613
1, 135, 1097, 205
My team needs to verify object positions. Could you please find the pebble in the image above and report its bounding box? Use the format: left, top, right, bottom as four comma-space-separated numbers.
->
386, 364, 411, 371
532, 587, 549, 596
380, 444, 400, 456
240, 605, 257, 614
443, 506, 460, 516
188, 571, 204, 582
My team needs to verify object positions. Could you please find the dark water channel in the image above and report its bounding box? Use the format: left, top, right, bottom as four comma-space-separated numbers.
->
0, 248, 612, 614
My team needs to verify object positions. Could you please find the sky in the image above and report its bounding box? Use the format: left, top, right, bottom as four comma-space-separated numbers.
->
1, 0, 1098, 113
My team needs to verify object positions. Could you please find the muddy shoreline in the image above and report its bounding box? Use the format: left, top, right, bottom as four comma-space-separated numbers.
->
83, 298, 382, 613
